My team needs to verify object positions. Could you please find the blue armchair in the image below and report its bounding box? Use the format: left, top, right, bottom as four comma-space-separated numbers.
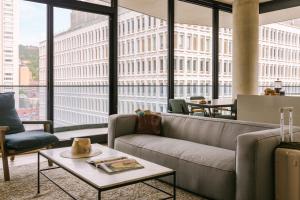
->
0, 92, 58, 181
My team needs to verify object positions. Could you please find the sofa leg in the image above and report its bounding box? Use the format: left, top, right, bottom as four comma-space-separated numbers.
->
10, 156, 15, 161
2, 154, 10, 181
46, 145, 53, 167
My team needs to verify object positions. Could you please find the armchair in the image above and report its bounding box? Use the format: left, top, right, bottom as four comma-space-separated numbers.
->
0, 92, 58, 181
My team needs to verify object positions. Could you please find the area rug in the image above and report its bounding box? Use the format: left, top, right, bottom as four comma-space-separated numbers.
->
0, 162, 204, 200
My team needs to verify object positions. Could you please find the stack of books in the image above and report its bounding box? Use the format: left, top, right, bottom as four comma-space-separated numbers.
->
87, 156, 144, 174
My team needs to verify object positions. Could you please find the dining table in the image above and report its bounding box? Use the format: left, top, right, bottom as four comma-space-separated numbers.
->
187, 99, 235, 117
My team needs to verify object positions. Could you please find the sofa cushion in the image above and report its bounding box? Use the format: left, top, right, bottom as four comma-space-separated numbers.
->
5, 130, 59, 151
115, 134, 236, 200
161, 113, 278, 151
161, 114, 225, 147
0, 92, 25, 134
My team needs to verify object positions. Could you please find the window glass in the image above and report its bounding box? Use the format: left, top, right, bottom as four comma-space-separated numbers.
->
52, 8, 109, 128
219, 11, 233, 99
117, 5, 168, 114
0, 0, 47, 126
259, 20, 300, 96
174, 1, 212, 100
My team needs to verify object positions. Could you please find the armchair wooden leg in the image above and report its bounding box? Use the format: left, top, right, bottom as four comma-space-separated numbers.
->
2, 154, 10, 181
0, 127, 10, 181
46, 145, 53, 167
10, 156, 15, 161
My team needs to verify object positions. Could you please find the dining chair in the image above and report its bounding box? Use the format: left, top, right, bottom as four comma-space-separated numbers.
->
215, 99, 237, 120
168, 99, 205, 116
168, 99, 189, 114
0, 92, 59, 181
189, 96, 208, 116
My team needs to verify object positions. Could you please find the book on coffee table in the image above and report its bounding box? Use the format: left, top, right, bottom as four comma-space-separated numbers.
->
87, 156, 144, 173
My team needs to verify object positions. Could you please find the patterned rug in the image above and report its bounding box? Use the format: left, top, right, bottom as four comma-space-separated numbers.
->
0, 162, 204, 200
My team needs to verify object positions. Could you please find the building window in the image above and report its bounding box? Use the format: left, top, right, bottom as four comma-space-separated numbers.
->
152, 34, 156, 51
179, 34, 184, 49
179, 58, 184, 71
160, 33, 164, 50
160, 57, 164, 72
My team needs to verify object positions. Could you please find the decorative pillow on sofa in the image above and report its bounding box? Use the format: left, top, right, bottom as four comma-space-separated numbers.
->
135, 110, 161, 135
0, 92, 25, 134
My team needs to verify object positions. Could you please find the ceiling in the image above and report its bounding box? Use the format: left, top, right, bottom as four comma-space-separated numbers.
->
117, 0, 300, 28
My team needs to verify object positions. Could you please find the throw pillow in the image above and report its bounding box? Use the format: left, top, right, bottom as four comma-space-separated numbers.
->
135, 110, 161, 135
0, 92, 25, 134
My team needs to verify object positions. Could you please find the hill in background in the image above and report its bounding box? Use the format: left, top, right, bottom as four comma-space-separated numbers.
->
19, 45, 39, 81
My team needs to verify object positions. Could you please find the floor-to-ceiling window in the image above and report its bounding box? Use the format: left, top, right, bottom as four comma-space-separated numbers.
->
2, 0, 116, 131
258, 20, 300, 96
0, 0, 47, 130
219, 11, 233, 99
52, 8, 110, 128
117, 3, 168, 114
217, 13, 300, 97
174, 0, 213, 100
8, 0, 294, 131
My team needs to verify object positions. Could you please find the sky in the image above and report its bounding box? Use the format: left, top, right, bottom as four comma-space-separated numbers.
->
19, 0, 71, 46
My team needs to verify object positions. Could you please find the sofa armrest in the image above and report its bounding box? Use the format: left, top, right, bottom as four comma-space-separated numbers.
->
236, 128, 300, 200
108, 114, 137, 148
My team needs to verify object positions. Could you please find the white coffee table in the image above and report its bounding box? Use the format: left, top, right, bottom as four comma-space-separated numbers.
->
37, 144, 176, 200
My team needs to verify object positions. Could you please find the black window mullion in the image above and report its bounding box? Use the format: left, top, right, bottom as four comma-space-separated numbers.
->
179, 0, 232, 13
47, 4, 54, 133
109, 0, 118, 115
212, 7, 219, 99
168, 0, 175, 102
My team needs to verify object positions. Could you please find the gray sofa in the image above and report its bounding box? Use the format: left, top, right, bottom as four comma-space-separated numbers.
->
108, 113, 300, 200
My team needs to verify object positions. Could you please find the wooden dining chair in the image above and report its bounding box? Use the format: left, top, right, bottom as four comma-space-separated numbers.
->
0, 92, 59, 181
189, 96, 208, 116
215, 99, 237, 120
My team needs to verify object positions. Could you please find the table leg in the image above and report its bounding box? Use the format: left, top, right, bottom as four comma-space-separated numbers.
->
98, 190, 101, 200
173, 172, 176, 200
37, 152, 40, 194
208, 108, 212, 117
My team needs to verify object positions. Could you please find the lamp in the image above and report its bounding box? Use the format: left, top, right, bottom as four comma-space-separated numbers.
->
274, 79, 282, 94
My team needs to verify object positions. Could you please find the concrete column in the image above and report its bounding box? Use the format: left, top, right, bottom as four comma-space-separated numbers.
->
232, 0, 259, 97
